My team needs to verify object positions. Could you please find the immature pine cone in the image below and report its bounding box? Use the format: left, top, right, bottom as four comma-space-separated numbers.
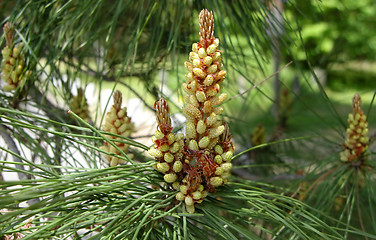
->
69, 88, 90, 122
149, 9, 235, 214
100, 90, 134, 166
1, 22, 31, 91
340, 93, 369, 163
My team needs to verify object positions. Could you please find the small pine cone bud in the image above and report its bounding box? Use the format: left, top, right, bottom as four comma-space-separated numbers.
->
189, 95, 200, 107
16, 64, 23, 74
212, 51, 221, 62
197, 120, 206, 134
154, 130, 164, 140
176, 192, 186, 201
212, 93, 227, 106
213, 38, 219, 46
198, 47, 207, 58
193, 68, 206, 79
110, 157, 120, 167
215, 70, 226, 80
192, 59, 201, 68
185, 72, 194, 82
198, 136, 210, 149
164, 152, 174, 163
221, 151, 233, 162
180, 185, 188, 195
183, 104, 202, 120
215, 167, 224, 175
202, 191, 208, 198
186, 121, 197, 139
202, 100, 212, 114
189, 52, 199, 61
221, 162, 232, 171
12, 44, 22, 58
159, 144, 170, 152
213, 106, 224, 115
206, 43, 217, 55
169, 142, 182, 153
204, 74, 214, 86
173, 161, 183, 172
164, 173, 177, 183
206, 113, 217, 126
184, 61, 193, 72
203, 56, 213, 67
156, 162, 170, 173
208, 125, 225, 138
214, 155, 222, 164
166, 133, 175, 145
114, 119, 121, 128
117, 109, 126, 118
182, 83, 194, 94
188, 140, 199, 151
206, 84, 220, 97
340, 151, 349, 162
190, 79, 198, 92
192, 43, 199, 52
185, 195, 194, 206
192, 191, 203, 200
196, 90, 206, 102
186, 204, 195, 214
176, 133, 184, 141
4, 62, 12, 72
207, 137, 219, 149
214, 145, 223, 155
207, 64, 218, 74
148, 147, 163, 158
210, 176, 223, 187
172, 182, 180, 190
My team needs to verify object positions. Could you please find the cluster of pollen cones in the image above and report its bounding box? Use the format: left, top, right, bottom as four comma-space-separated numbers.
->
340, 93, 369, 163
148, 9, 234, 213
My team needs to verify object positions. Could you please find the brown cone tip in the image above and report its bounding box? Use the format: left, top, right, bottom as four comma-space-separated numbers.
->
199, 9, 214, 48
3, 22, 14, 47
154, 98, 172, 132
113, 90, 122, 110
352, 93, 362, 115
77, 88, 84, 97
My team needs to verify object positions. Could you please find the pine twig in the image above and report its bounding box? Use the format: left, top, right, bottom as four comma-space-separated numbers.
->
0, 123, 31, 181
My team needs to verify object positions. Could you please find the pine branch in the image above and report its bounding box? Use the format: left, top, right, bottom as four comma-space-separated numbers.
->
0, 123, 31, 181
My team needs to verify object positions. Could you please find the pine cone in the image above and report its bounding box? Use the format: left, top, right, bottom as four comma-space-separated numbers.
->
340, 93, 369, 163
1, 22, 31, 91
100, 90, 134, 167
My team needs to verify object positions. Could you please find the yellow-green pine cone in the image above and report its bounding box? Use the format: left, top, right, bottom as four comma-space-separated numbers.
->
340, 93, 369, 163
150, 10, 236, 214
69, 88, 91, 122
101, 90, 134, 166
182, 9, 229, 156
1, 23, 31, 91
149, 98, 187, 184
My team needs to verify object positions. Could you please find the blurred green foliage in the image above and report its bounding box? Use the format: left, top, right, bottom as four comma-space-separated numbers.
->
287, 0, 376, 64
284, 0, 376, 89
